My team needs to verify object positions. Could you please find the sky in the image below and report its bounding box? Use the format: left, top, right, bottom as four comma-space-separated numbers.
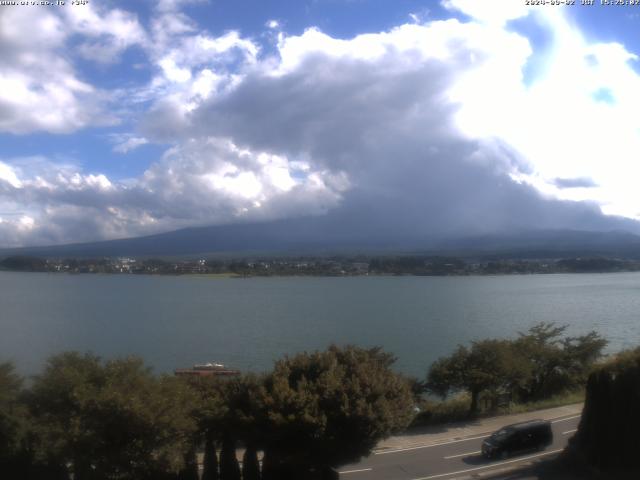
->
2, 0, 640, 246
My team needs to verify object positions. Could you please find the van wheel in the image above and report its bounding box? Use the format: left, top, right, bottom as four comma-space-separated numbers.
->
500, 450, 509, 460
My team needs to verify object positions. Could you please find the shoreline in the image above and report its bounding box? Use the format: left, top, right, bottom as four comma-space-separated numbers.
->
2, 269, 640, 278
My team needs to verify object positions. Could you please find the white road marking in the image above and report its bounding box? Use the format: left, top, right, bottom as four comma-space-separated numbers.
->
375, 434, 490, 455
374, 413, 580, 456
339, 468, 373, 474
443, 450, 480, 459
551, 415, 581, 423
412, 448, 563, 480
562, 429, 577, 435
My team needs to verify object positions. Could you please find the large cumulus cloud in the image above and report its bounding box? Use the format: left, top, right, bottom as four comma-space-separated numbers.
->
1, 2, 640, 247
141, 22, 640, 239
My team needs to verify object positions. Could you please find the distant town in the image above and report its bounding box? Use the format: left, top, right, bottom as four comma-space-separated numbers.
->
2, 254, 640, 276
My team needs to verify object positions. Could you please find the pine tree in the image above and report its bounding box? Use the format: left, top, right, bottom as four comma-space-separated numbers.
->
177, 448, 199, 480
219, 434, 241, 480
201, 431, 219, 480
241, 443, 260, 480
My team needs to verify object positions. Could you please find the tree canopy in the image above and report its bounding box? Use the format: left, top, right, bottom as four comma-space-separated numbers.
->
0, 362, 29, 475
571, 347, 640, 473
427, 323, 607, 415
0, 329, 610, 479
261, 345, 414, 474
28, 352, 198, 480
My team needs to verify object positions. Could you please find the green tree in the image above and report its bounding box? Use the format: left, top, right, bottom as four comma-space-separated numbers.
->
187, 373, 266, 480
201, 431, 219, 480
28, 352, 198, 480
427, 340, 527, 416
514, 323, 606, 401
219, 434, 241, 480
261, 345, 414, 477
216, 374, 266, 480
561, 331, 608, 388
177, 448, 199, 480
184, 376, 225, 480
242, 444, 260, 480
513, 323, 567, 401
571, 347, 640, 473
427, 323, 608, 413
0, 362, 30, 478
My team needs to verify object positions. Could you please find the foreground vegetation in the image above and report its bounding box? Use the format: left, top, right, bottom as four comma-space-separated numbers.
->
424, 323, 605, 416
566, 346, 640, 477
0, 323, 609, 479
0, 346, 414, 480
411, 390, 585, 429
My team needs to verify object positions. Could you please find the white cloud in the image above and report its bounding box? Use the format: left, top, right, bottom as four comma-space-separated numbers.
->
0, 8, 100, 134
62, 4, 147, 64
159, 58, 193, 83
449, 9, 640, 219
0, 3, 146, 134
0, 162, 22, 189
0, 138, 345, 246
111, 135, 150, 154
3, 4, 640, 246
135, 22, 261, 139
156, 0, 208, 13
442, 0, 531, 26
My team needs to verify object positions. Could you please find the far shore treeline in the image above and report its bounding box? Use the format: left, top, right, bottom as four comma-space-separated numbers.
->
2, 254, 640, 276
0, 323, 620, 480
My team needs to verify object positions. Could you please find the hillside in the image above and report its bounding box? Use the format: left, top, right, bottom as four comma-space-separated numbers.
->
3, 216, 640, 260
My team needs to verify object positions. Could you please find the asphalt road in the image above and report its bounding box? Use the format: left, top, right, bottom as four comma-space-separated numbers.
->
338, 414, 581, 480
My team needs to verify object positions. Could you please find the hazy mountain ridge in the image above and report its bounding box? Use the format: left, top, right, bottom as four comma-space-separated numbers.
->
3, 216, 640, 260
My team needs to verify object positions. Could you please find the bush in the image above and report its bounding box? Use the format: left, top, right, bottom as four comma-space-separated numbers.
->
570, 347, 640, 474
410, 393, 472, 427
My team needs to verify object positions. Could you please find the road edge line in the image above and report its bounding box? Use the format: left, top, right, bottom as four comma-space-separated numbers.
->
375, 411, 582, 456
411, 448, 563, 480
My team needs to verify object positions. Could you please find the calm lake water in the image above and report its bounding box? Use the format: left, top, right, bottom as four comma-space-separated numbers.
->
2, 271, 640, 377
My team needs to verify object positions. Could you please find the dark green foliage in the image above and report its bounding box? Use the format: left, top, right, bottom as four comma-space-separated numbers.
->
427, 323, 607, 414
259, 450, 300, 480
189, 374, 264, 480
0, 363, 25, 458
177, 448, 199, 480
27, 461, 71, 480
369, 256, 465, 275
556, 257, 625, 273
201, 433, 219, 480
242, 444, 260, 480
571, 348, 640, 474
0, 362, 32, 479
260, 450, 281, 480
218, 374, 267, 446
28, 352, 198, 479
0, 256, 47, 272
219, 434, 241, 480
0, 347, 415, 479
183, 376, 225, 480
515, 323, 606, 401
262, 345, 414, 471
427, 340, 527, 415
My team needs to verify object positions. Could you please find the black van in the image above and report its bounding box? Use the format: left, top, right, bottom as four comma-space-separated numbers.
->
481, 420, 553, 459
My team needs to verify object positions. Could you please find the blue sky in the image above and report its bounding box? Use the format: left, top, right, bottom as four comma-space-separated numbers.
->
2, 0, 640, 246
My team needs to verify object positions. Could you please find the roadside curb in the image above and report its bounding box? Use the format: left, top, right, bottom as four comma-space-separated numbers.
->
373, 404, 583, 454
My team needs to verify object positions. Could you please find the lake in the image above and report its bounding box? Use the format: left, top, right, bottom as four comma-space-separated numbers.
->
1, 271, 639, 378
